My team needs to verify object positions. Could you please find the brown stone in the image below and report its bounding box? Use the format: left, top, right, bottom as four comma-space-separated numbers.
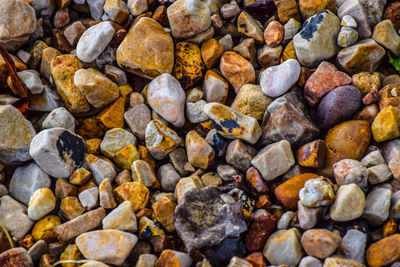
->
299, 0, 337, 19
366, 234, 400, 267
55, 179, 77, 199
52, 29, 74, 53
384, 2, 400, 31
152, 5, 169, 27
225, 139, 257, 172
201, 38, 224, 68
0, 248, 33, 267
296, 139, 326, 168
152, 197, 177, 232
186, 130, 215, 169
301, 229, 342, 259
363, 89, 380, 105
276, 0, 301, 24
244, 252, 266, 267
304, 61, 352, 106
379, 83, 400, 110
264, 21, 284, 47
203, 70, 229, 104
64, 21, 86, 47
245, 215, 277, 251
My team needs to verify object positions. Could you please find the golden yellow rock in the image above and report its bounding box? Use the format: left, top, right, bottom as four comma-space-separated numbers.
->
60, 244, 83, 267
281, 40, 297, 63
155, 250, 192, 267
119, 84, 133, 97
366, 234, 400, 267
32, 215, 61, 243
299, 0, 337, 19
220, 51, 255, 93
186, 130, 215, 169
201, 38, 224, 68
97, 97, 125, 129
116, 17, 174, 79
379, 83, 400, 110
231, 84, 272, 120
50, 55, 90, 114
85, 138, 102, 154
138, 216, 165, 239
152, 197, 177, 232
352, 72, 381, 95
114, 182, 149, 211
77, 117, 104, 139
113, 144, 140, 170
173, 41, 205, 89
138, 145, 156, 170
372, 106, 400, 142
69, 168, 92, 186
60, 196, 85, 220
41, 47, 61, 80
104, 0, 130, 24
0, 54, 26, 89
276, 0, 301, 24
237, 11, 264, 43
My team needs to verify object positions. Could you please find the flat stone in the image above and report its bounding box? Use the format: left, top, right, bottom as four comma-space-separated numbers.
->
330, 183, 365, 222
251, 140, 295, 181
116, 17, 174, 79
204, 102, 262, 144
337, 39, 385, 75
175, 187, 247, 251
220, 51, 255, 93
293, 10, 340, 67
363, 186, 391, 225
260, 59, 301, 98
28, 188, 56, 221
147, 73, 185, 127
167, 0, 211, 39
29, 128, 84, 178
338, 0, 371, 39
74, 68, 120, 109
0, 105, 35, 164
366, 234, 400, 267
0, 195, 34, 240
42, 107, 75, 132
76, 229, 138, 265
263, 228, 304, 267
102, 201, 137, 231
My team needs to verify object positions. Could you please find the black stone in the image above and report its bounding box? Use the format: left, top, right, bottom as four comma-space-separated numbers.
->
212, 132, 227, 157
220, 119, 243, 133
244, 0, 276, 24
56, 131, 85, 166
300, 10, 327, 41
202, 237, 248, 266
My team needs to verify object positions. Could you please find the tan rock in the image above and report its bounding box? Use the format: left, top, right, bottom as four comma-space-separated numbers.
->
201, 38, 224, 68
41, 47, 61, 80
203, 70, 229, 104
50, 55, 91, 114
152, 197, 176, 232
74, 68, 120, 109
186, 130, 215, 169
116, 17, 174, 79
104, 0, 130, 24
301, 229, 342, 259
237, 11, 264, 43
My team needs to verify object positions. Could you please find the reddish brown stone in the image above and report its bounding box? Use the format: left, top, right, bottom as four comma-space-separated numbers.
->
304, 61, 352, 106
64, 21, 86, 47
296, 139, 326, 168
54, 8, 70, 28
17, 235, 34, 250
52, 29, 73, 53
363, 89, 380, 105
256, 195, 271, 208
0, 248, 33, 267
264, 21, 284, 47
136, 208, 153, 220
152, 6, 169, 27
244, 252, 266, 267
246, 167, 268, 194
150, 235, 179, 253
245, 215, 277, 251
55, 179, 77, 199
109, 29, 127, 48
384, 2, 400, 31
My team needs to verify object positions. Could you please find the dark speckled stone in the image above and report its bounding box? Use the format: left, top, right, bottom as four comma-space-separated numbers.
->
300, 10, 327, 41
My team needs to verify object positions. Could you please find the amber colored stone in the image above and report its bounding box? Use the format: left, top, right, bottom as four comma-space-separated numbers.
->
172, 41, 205, 89
379, 83, 400, 110
114, 182, 149, 211
17, 234, 34, 250
152, 5, 169, 27
300, 229, 342, 259
274, 173, 319, 209
60, 244, 83, 267
109, 29, 127, 49
138, 145, 156, 171
136, 208, 152, 220
276, 0, 301, 24
186, 130, 215, 169
299, 0, 337, 19
152, 197, 177, 232
245, 215, 277, 251
201, 38, 224, 68
0, 54, 26, 89
256, 195, 271, 208
114, 144, 140, 170
280, 40, 297, 62
366, 234, 400, 267
76, 117, 104, 139
84, 138, 101, 155
39, 254, 56, 267
150, 236, 178, 253
264, 21, 284, 47
97, 97, 125, 129
32, 215, 61, 243
320, 120, 371, 178
69, 168, 91, 186
372, 106, 400, 142
296, 139, 326, 168
244, 252, 266, 267
383, 219, 398, 237
60, 196, 85, 220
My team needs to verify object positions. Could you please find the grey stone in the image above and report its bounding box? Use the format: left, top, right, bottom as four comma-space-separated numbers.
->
333, 159, 368, 191
368, 163, 392, 184
124, 104, 151, 140
0, 195, 34, 239
42, 107, 75, 132
29, 128, 85, 178
293, 10, 341, 67
0, 105, 35, 164
158, 163, 181, 192
30, 85, 63, 112
338, 0, 371, 38
100, 128, 137, 158
277, 211, 295, 230
186, 100, 208, 123
169, 148, 189, 176
28, 240, 49, 262
363, 186, 391, 225
79, 187, 99, 210
358, 0, 386, 26
283, 18, 301, 43
135, 254, 157, 267
341, 15, 357, 28
18, 70, 43, 94
299, 256, 322, 267
225, 139, 257, 172
360, 150, 385, 167
217, 164, 238, 182
102, 201, 137, 232
342, 229, 366, 264
175, 186, 247, 251
9, 162, 51, 205
76, 21, 115, 63
391, 191, 400, 220
86, 155, 117, 184
298, 201, 322, 230
87, 0, 105, 20
337, 26, 358, 48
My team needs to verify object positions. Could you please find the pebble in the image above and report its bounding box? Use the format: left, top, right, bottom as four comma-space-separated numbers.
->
260, 59, 301, 97
104, 0, 130, 24
0, 248, 33, 267
42, 107, 75, 132
337, 26, 359, 47
277, 211, 295, 230
298, 201, 322, 230
366, 234, 400, 267
296, 139, 326, 168
373, 19, 400, 56
324, 257, 364, 267
79, 187, 99, 210
337, 39, 385, 75
156, 250, 192, 267
203, 102, 262, 144
352, 72, 381, 95
100, 128, 136, 158
0, 195, 34, 240
152, 197, 176, 232
359, 0, 386, 26
257, 44, 283, 68
237, 11, 264, 43
76, 229, 138, 265
10, 163, 51, 207
147, 73, 186, 127
169, 148, 189, 177
16, 70, 43, 94
251, 140, 295, 181
136, 254, 157, 267
76, 22, 114, 63
201, 38, 224, 69
221, 1, 240, 19
338, 0, 371, 38
233, 38, 257, 65
116, 17, 174, 79
372, 106, 400, 142
363, 186, 391, 225
368, 163, 392, 184
264, 21, 284, 47
300, 229, 342, 259
342, 229, 367, 264
0, 105, 36, 164
263, 228, 304, 267
299, 177, 335, 207
220, 51, 256, 93
203, 70, 229, 104
167, 0, 210, 39
186, 130, 215, 169
186, 100, 208, 123
113, 182, 149, 211
299, 256, 322, 267
333, 159, 368, 190
28, 188, 56, 220
60, 196, 85, 219
341, 15, 357, 28
158, 163, 181, 192
102, 200, 137, 231
330, 183, 365, 221
86, 154, 117, 184
131, 160, 156, 187
74, 68, 120, 109
293, 10, 340, 67
217, 164, 238, 182
226, 139, 256, 172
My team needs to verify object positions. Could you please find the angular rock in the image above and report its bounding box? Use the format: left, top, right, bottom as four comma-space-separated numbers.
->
186, 130, 215, 169
131, 160, 156, 187
201, 38, 224, 68
297, 140, 326, 169
76, 230, 138, 265
30, 128, 85, 178
0, 105, 35, 164
113, 182, 149, 211
343, 229, 367, 264
338, 0, 371, 39
86, 154, 116, 184
175, 187, 247, 251
337, 26, 359, 48
79, 187, 99, 210
116, 17, 174, 79
155, 250, 192, 267
42, 107, 75, 132
186, 100, 208, 123
373, 19, 400, 56
28, 188, 56, 221
0, 248, 33, 267
257, 44, 283, 68
203, 70, 229, 104
333, 159, 368, 190
299, 177, 335, 207
237, 11, 264, 43
102, 201, 137, 231
363, 186, 391, 225
298, 201, 322, 230
330, 184, 365, 222
293, 10, 340, 67
145, 120, 181, 160
226, 139, 257, 172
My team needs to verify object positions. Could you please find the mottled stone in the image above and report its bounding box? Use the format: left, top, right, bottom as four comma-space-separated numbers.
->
28, 188, 56, 221
100, 128, 136, 158
333, 159, 368, 190
297, 140, 326, 168
114, 182, 149, 211
145, 120, 181, 160
299, 177, 335, 207
231, 84, 271, 120
155, 250, 192, 267
366, 234, 400, 267
0, 248, 33, 267
299, 0, 337, 19
131, 160, 156, 187
237, 11, 264, 43
102, 201, 137, 231
301, 229, 342, 259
